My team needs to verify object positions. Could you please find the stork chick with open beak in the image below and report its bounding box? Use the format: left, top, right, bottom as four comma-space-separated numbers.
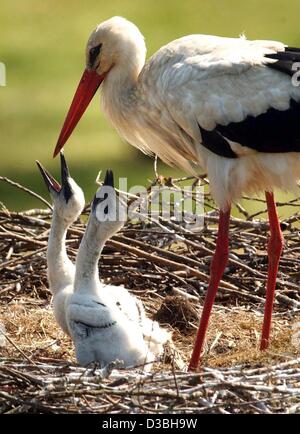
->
36, 153, 85, 334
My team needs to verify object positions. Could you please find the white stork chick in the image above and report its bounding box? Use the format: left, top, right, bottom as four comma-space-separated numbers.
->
67, 169, 169, 369
36, 153, 85, 334
54, 17, 300, 370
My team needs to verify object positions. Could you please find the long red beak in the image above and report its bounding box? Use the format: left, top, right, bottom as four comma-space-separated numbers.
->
53, 68, 105, 157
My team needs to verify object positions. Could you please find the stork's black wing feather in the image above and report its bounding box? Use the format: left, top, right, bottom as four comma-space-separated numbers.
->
265, 46, 300, 76
214, 99, 300, 154
199, 47, 300, 158
199, 125, 237, 158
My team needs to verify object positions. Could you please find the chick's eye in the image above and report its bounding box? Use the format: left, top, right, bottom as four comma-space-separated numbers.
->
89, 43, 102, 67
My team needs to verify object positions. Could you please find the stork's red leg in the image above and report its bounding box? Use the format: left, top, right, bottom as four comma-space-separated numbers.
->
260, 191, 284, 350
188, 207, 231, 371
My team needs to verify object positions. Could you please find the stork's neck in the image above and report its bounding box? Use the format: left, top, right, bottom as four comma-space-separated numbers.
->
101, 59, 143, 141
74, 218, 107, 296
47, 211, 74, 295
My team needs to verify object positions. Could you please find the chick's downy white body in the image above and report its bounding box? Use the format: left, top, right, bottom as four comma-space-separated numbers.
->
67, 289, 152, 368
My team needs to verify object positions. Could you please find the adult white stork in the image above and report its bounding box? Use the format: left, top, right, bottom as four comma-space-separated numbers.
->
53, 16, 300, 371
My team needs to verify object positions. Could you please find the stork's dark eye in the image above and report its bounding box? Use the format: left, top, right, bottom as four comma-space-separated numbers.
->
89, 43, 102, 68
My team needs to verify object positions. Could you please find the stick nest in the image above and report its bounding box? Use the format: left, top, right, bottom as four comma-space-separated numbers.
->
0, 174, 300, 413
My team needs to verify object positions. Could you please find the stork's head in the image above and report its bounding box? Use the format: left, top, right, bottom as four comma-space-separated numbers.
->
53, 16, 146, 157
90, 169, 126, 242
36, 153, 85, 226
86, 16, 145, 78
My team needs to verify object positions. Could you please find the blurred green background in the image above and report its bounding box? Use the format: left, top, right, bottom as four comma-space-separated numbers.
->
1, 0, 300, 212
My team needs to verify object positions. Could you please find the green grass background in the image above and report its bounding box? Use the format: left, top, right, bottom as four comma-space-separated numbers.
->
1, 0, 300, 211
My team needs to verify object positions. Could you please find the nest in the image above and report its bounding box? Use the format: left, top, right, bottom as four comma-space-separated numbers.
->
0, 174, 300, 413
154, 295, 199, 335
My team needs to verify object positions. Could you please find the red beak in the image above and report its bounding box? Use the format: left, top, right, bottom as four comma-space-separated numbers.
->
53, 68, 105, 157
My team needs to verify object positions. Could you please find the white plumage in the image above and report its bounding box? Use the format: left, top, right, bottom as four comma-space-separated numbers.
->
81, 17, 300, 209
54, 17, 300, 209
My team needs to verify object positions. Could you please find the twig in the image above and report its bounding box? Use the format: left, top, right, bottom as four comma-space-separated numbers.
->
0, 177, 52, 210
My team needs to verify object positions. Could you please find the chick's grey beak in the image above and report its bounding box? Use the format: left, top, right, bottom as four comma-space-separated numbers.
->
60, 152, 70, 186
36, 152, 73, 203
36, 160, 61, 193
59, 152, 73, 203
92, 169, 114, 214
